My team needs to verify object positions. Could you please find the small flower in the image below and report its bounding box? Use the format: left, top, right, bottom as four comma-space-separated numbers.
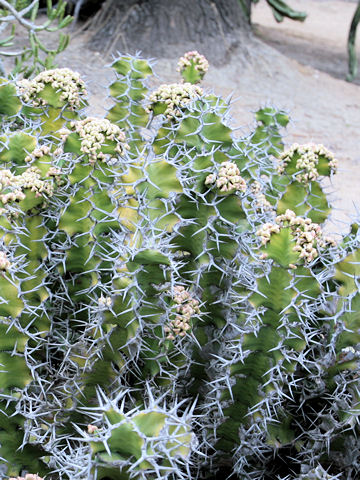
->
165, 286, 200, 340
98, 295, 112, 309
87, 424, 99, 434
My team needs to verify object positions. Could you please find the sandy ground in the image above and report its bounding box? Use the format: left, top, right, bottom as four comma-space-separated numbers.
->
3, 0, 360, 232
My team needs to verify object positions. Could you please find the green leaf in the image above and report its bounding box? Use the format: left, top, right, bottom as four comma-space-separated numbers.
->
0, 410, 49, 476
133, 411, 166, 437
180, 63, 203, 84
263, 227, 299, 267
0, 277, 24, 318
293, 266, 321, 300
104, 408, 125, 425
109, 81, 128, 99
132, 249, 170, 266
0, 80, 22, 116
107, 423, 143, 459
216, 195, 246, 224
59, 197, 93, 236
131, 59, 153, 78
335, 247, 360, 296
39, 107, 67, 135
278, 182, 330, 224
256, 107, 289, 127
36, 83, 65, 109
65, 243, 100, 273
250, 267, 295, 312
64, 132, 83, 157
0, 322, 27, 352
0, 132, 36, 166
0, 352, 31, 390
336, 293, 360, 352
201, 113, 232, 147
17, 216, 47, 261
175, 116, 203, 149
305, 182, 330, 224
267, 416, 295, 447
138, 160, 182, 200
277, 183, 308, 217
111, 57, 152, 79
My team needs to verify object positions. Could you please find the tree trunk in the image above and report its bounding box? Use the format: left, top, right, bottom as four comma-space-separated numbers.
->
86, 0, 252, 65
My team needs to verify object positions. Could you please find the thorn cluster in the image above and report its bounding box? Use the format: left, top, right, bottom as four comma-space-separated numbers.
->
297, 465, 337, 479
17, 68, 87, 110
205, 161, 247, 193
46, 166, 63, 184
164, 286, 200, 340
147, 83, 203, 120
278, 143, 338, 183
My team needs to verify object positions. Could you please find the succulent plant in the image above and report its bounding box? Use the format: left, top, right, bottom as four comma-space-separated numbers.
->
0, 53, 358, 480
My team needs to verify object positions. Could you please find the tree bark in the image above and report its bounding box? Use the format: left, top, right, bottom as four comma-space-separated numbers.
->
86, 0, 252, 65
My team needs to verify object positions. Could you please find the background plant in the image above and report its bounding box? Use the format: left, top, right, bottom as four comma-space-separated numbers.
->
347, 0, 360, 81
0, 0, 72, 77
239, 0, 306, 23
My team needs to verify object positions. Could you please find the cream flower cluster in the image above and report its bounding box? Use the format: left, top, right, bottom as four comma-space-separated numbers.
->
177, 51, 209, 75
62, 117, 129, 164
251, 181, 272, 210
17, 68, 87, 110
0, 251, 11, 271
147, 83, 203, 120
46, 166, 63, 184
256, 222, 281, 245
16, 167, 54, 198
10, 475, 43, 480
0, 167, 53, 205
0, 169, 25, 204
205, 161, 247, 193
257, 209, 336, 264
164, 285, 200, 341
278, 143, 338, 184
25, 145, 50, 163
